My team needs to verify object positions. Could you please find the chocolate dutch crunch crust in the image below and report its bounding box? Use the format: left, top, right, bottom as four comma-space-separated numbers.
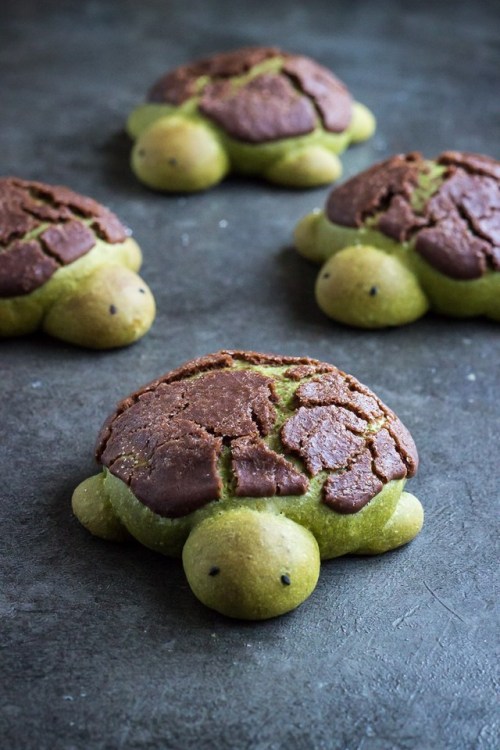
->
127, 46, 376, 192
74, 351, 423, 620
0, 177, 156, 348
0, 177, 127, 297
148, 47, 353, 140
147, 47, 282, 106
282, 371, 416, 512
325, 151, 500, 280
96, 351, 417, 518
294, 150, 500, 327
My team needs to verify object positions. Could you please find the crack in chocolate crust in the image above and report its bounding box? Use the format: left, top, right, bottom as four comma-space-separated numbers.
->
294, 370, 386, 421
97, 351, 418, 518
280, 405, 367, 475
147, 47, 281, 105
325, 151, 500, 280
323, 449, 383, 514
199, 74, 317, 143
99, 368, 281, 518
146, 47, 353, 141
231, 436, 308, 497
326, 152, 425, 231
281, 369, 417, 513
282, 56, 352, 133
0, 177, 128, 297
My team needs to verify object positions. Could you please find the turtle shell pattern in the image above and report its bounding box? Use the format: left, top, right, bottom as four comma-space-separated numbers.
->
96, 351, 418, 519
147, 47, 353, 143
0, 178, 128, 297
325, 151, 500, 280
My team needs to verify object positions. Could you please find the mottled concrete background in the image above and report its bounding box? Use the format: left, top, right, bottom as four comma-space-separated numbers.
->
1, 0, 499, 748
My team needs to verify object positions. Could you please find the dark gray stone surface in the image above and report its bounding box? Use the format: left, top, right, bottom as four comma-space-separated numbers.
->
1, 1, 499, 748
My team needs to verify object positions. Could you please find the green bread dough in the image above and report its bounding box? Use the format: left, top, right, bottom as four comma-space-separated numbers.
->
355, 492, 424, 555
72, 357, 423, 620
73, 470, 422, 619
127, 99, 375, 192
0, 237, 156, 348
295, 211, 500, 328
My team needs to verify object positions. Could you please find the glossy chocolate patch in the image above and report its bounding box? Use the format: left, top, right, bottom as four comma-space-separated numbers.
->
0, 177, 129, 297
325, 150, 500, 279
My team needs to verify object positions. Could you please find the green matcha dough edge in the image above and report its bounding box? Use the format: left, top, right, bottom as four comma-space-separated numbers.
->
73, 468, 422, 560
295, 211, 500, 322
127, 98, 375, 189
0, 237, 157, 347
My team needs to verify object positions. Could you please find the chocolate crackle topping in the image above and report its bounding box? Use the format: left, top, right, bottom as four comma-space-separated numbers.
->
96, 351, 417, 519
325, 151, 500, 280
0, 178, 128, 297
147, 47, 353, 143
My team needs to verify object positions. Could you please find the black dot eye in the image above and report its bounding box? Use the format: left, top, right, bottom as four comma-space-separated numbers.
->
168, 157, 178, 166
369, 286, 378, 296
281, 574, 291, 586
322, 273, 330, 279
109, 304, 117, 315
208, 566, 220, 577
137, 149, 146, 157
138, 288, 146, 294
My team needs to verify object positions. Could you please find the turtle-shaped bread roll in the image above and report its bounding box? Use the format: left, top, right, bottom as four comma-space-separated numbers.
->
294, 151, 500, 327
127, 47, 375, 192
72, 350, 423, 620
0, 177, 155, 348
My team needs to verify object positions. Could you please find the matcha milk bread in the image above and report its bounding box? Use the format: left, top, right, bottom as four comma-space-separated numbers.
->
73, 351, 423, 620
127, 47, 375, 192
295, 151, 500, 327
0, 177, 155, 348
